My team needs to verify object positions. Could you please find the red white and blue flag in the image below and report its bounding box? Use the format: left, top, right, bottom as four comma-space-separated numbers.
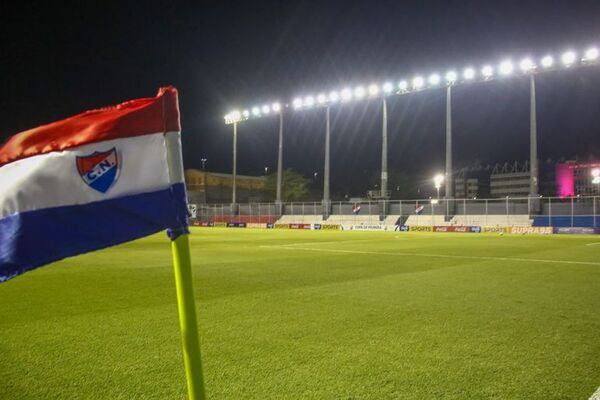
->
0, 87, 188, 282
352, 203, 361, 214
415, 205, 425, 214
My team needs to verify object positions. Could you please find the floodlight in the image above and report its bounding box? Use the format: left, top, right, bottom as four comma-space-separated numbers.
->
584, 47, 599, 61
271, 102, 281, 112
428, 74, 441, 85
445, 71, 457, 83
252, 106, 261, 116
329, 91, 340, 102
519, 58, 535, 72
354, 86, 366, 98
463, 67, 475, 80
541, 55, 554, 68
593, 168, 600, 184
368, 84, 379, 96
242, 110, 250, 118
340, 88, 352, 101
434, 174, 444, 188
262, 105, 270, 114
317, 93, 327, 104
304, 96, 315, 107
398, 80, 408, 91
292, 98, 303, 109
499, 60, 514, 75
481, 65, 493, 78
382, 82, 394, 93
412, 76, 424, 89
561, 51, 576, 66
230, 110, 241, 121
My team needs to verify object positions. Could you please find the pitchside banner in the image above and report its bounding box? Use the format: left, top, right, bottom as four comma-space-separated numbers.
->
512, 226, 553, 235
554, 227, 600, 234
433, 226, 481, 233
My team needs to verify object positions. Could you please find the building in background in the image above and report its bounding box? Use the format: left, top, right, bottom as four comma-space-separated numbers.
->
184, 169, 267, 204
454, 164, 491, 198
555, 161, 600, 197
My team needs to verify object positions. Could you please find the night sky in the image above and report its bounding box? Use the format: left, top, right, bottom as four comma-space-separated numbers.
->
2, 1, 600, 196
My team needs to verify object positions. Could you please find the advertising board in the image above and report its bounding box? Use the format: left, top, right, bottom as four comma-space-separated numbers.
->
512, 226, 553, 235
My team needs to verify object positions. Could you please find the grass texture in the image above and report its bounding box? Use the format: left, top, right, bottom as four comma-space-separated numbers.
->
1, 228, 599, 399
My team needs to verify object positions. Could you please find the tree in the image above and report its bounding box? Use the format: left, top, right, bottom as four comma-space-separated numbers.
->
264, 169, 310, 202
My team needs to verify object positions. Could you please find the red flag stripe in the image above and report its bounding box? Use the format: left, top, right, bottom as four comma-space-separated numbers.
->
0, 87, 180, 167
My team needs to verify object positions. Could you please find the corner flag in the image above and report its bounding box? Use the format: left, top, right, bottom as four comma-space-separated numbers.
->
0, 87, 206, 399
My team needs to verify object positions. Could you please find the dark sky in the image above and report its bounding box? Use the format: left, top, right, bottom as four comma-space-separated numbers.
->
2, 1, 600, 196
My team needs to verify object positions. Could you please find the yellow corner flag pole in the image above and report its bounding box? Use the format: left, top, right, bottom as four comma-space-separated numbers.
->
171, 233, 206, 400
163, 90, 207, 400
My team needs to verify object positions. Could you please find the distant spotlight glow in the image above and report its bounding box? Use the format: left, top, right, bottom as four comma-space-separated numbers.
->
304, 96, 315, 107
593, 168, 600, 184
584, 47, 599, 61
354, 86, 366, 98
262, 105, 270, 114
271, 102, 281, 112
292, 98, 303, 109
398, 80, 408, 91
561, 51, 576, 66
252, 106, 261, 116
541, 55, 554, 68
340, 88, 352, 101
428, 74, 441, 85
499, 60, 514, 75
412, 76, 424, 89
463, 67, 475, 80
445, 71, 457, 83
230, 110, 241, 120
242, 110, 250, 118
481, 65, 493, 78
316, 93, 327, 104
368, 84, 379, 96
329, 91, 339, 102
383, 81, 394, 93
519, 58, 535, 72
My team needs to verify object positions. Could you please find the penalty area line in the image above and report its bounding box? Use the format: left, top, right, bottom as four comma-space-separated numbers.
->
259, 245, 600, 267
590, 387, 600, 400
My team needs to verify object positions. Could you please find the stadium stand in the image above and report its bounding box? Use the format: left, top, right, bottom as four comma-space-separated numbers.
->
451, 214, 532, 227
404, 215, 448, 226
325, 215, 382, 225
276, 215, 327, 224
532, 215, 599, 228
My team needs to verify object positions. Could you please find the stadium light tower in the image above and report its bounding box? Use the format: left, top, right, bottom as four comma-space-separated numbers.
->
323, 106, 331, 218
276, 107, 283, 206
527, 58, 539, 198
231, 119, 238, 205
434, 174, 444, 199
445, 75, 454, 206
592, 168, 600, 184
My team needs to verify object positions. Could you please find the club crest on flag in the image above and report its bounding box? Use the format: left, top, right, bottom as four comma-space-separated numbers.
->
76, 148, 119, 193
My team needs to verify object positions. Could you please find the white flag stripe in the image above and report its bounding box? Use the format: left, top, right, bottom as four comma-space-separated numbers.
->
0, 132, 174, 218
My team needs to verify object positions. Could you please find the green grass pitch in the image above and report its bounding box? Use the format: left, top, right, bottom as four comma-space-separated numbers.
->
1, 228, 599, 399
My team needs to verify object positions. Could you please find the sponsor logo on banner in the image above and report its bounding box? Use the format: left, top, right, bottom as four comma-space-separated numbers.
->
246, 223, 266, 229
512, 226, 553, 235
199, 221, 214, 227
320, 224, 341, 230
482, 226, 512, 234
395, 225, 409, 232
554, 227, 600, 234
76, 148, 119, 193
410, 225, 433, 232
213, 222, 227, 228
191, 221, 201, 226
434, 226, 481, 233
274, 224, 289, 229
313, 224, 322, 230
290, 223, 311, 230
266, 223, 274, 229
352, 224, 388, 231
227, 222, 247, 228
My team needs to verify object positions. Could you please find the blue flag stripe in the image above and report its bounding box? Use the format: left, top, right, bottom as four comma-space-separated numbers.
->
0, 183, 187, 282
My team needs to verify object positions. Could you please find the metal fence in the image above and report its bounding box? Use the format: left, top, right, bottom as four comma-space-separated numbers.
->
192, 196, 600, 227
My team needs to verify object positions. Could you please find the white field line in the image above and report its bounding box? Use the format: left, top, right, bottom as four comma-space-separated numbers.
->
260, 245, 600, 267
589, 387, 600, 400
585, 242, 600, 246
278, 239, 384, 247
